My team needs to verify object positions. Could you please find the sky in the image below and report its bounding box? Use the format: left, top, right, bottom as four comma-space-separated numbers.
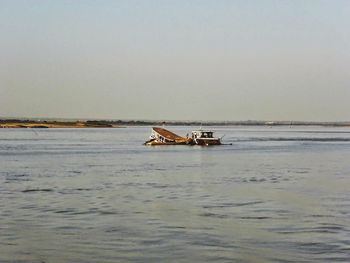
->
1, 0, 349, 121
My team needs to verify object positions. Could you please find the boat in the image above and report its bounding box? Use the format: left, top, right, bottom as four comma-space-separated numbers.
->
144, 127, 192, 145
191, 129, 221, 146
144, 127, 222, 146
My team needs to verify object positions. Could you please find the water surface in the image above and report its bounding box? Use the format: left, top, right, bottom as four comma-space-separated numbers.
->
1, 126, 350, 262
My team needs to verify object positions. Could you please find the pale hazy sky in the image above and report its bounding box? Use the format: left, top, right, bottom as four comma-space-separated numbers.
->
1, 0, 349, 121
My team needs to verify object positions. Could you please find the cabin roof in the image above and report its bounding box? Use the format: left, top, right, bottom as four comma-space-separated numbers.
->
192, 130, 213, 133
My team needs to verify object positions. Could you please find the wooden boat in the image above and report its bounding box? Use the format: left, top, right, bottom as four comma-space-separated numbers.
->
191, 130, 221, 146
144, 127, 192, 145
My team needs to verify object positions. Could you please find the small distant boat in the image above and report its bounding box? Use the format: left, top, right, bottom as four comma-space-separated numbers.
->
191, 129, 221, 146
144, 127, 222, 146
144, 127, 192, 145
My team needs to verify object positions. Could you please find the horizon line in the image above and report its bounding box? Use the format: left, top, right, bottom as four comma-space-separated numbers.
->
1, 116, 349, 125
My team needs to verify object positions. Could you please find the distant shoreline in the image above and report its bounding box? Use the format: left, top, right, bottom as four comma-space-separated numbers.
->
0, 120, 121, 128
1, 119, 350, 128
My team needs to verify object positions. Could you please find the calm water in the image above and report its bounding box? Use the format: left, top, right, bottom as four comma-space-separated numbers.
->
1, 126, 350, 263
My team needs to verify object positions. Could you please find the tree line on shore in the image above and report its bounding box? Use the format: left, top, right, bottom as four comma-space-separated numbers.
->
1, 119, 349, 127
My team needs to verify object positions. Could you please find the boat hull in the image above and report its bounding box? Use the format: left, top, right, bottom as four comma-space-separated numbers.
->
144, 138, 193, 146
145, 141, 191, 146
194, 138, 221, 146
